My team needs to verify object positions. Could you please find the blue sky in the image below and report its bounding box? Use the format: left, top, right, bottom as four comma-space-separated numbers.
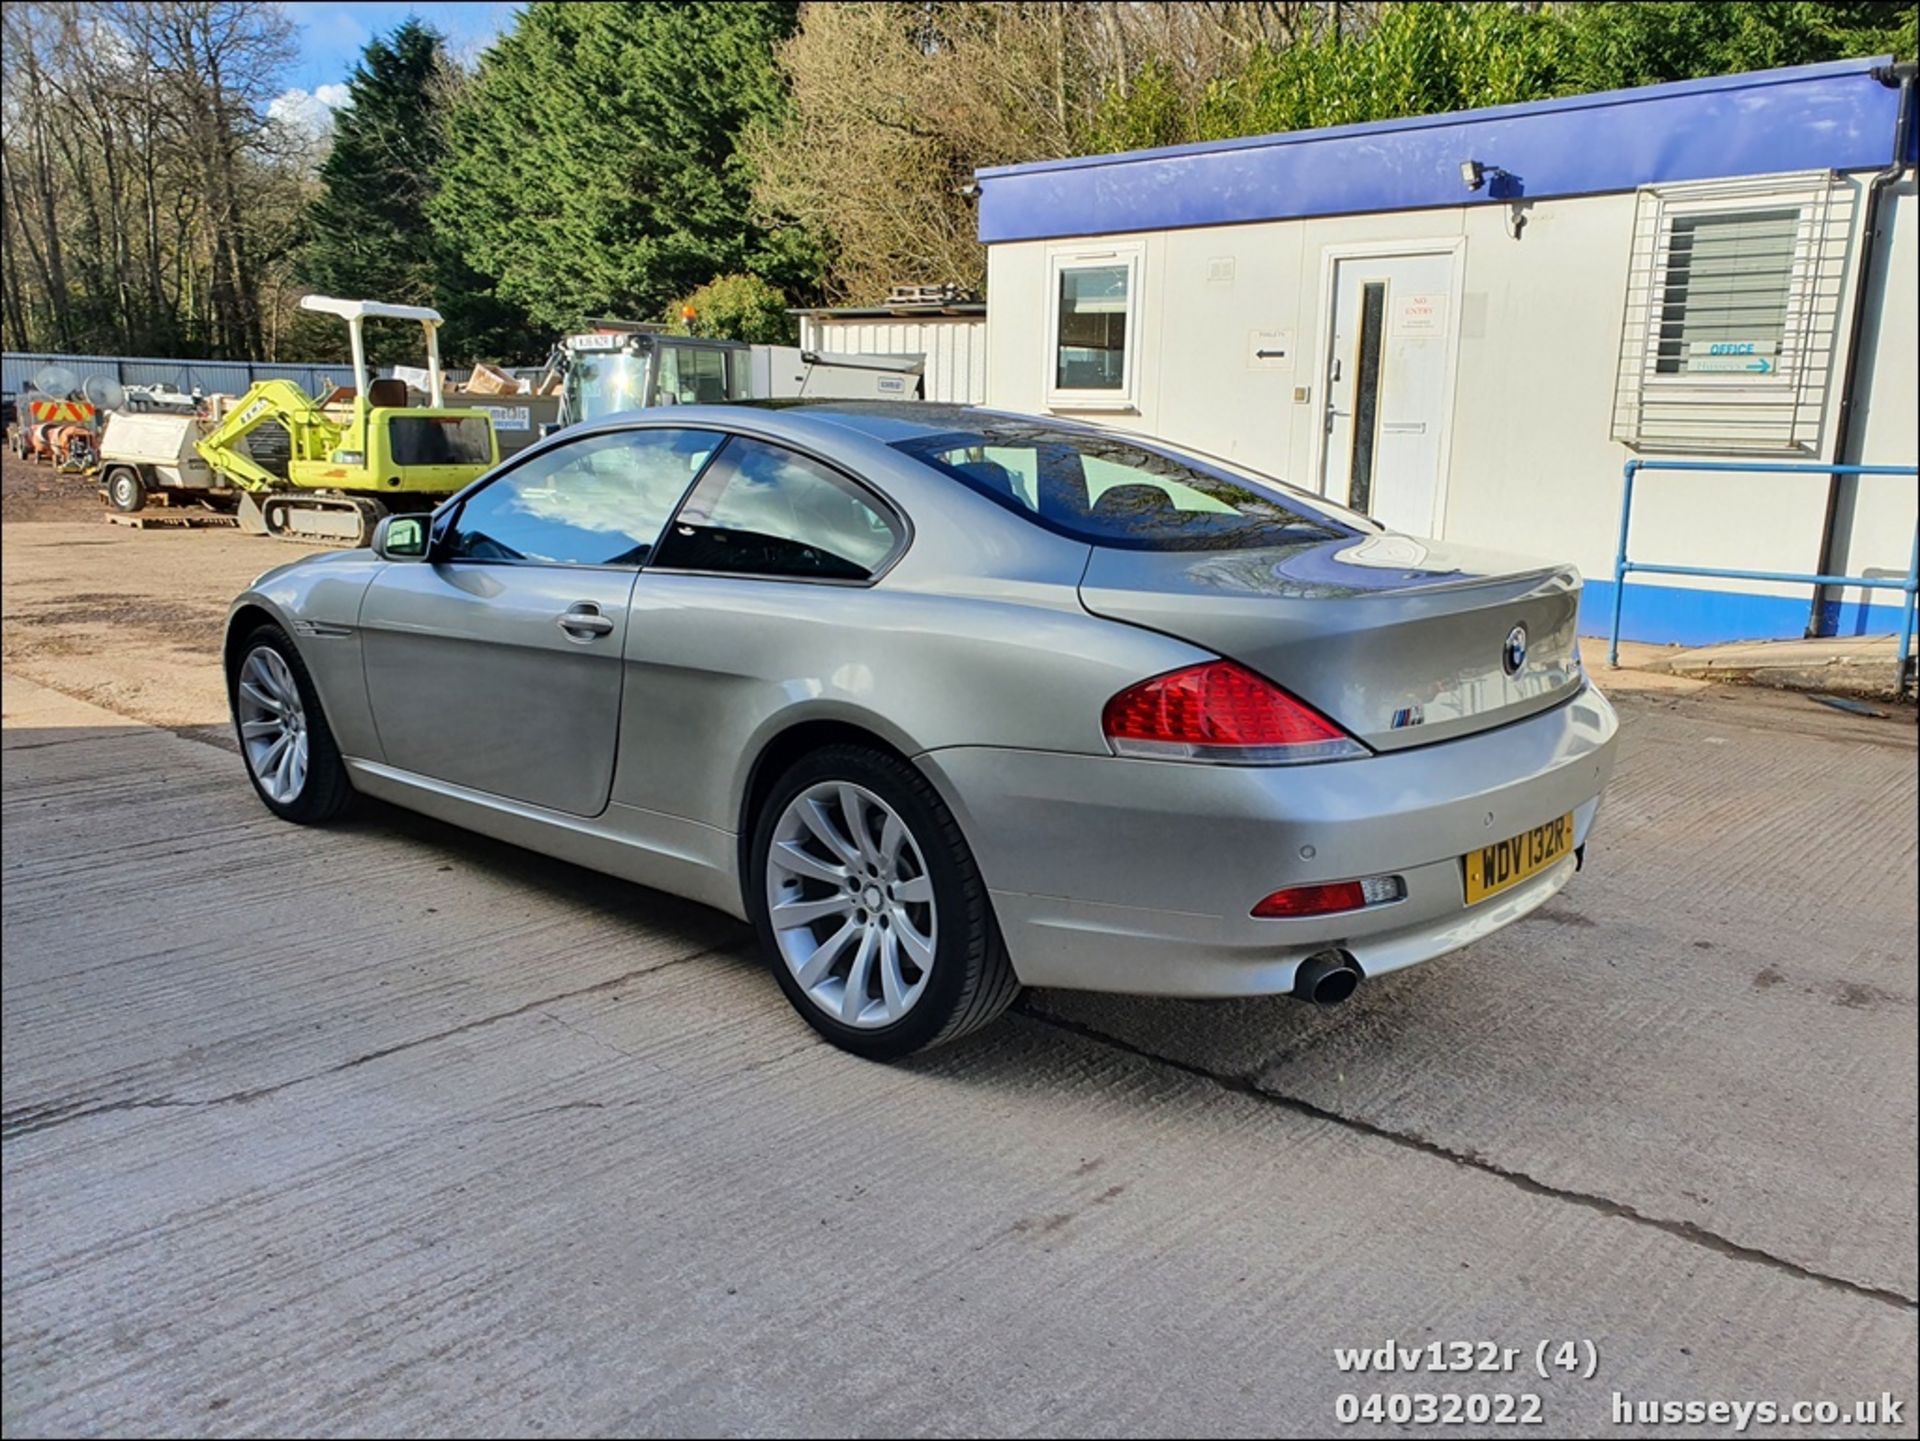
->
274, 2, 523, 121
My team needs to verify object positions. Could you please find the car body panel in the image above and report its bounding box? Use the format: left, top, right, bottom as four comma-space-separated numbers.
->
918, 686, 1616, 992
233, 550, 383, 757
345, 757, 744, 917
226, 401, 1620, 1003
612, 572, 1205, 832
1079, 536, 1584, 751
359, 561, 639, 816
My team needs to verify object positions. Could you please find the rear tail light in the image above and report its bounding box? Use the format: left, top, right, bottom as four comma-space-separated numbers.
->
1253, 875, 1405, 918
1102, 660, 1367, 764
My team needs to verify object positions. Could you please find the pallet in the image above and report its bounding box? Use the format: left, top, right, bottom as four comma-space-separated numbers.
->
104, 510, 239, 530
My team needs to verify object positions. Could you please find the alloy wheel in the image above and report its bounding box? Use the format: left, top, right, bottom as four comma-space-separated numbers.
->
765, 781, 937, 1028
236, 646, 309, 805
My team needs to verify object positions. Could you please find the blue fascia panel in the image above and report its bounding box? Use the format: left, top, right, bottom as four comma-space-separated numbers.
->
978, 58, 1901, 243
1578, 578, 1912, 647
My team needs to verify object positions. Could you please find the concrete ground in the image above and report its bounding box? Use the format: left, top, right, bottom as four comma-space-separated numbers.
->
1611, 637, 1917, 702
2, 500, 1917, 1436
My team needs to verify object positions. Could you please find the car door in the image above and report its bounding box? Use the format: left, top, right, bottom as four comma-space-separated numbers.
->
611, 433, 909, 828
359, 425, 722, 816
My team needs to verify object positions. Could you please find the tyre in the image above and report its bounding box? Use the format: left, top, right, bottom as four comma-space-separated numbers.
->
750, 744, 1020, 1059
228, 624, 354, 824
105, 467, 146, 513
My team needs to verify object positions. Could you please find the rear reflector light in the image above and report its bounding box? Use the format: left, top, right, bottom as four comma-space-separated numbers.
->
1253, 875, 1405, 918
1102, 660, 1367, 764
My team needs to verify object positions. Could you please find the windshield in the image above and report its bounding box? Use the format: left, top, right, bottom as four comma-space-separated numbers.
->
567, 352, 651, 425
892, 420, 1362, 550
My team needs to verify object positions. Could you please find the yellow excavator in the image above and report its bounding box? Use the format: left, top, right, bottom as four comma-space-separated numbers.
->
196, 296, 499, 545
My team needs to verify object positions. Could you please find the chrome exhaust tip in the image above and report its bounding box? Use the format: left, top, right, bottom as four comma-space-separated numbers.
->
1293, 951, 1362, 1006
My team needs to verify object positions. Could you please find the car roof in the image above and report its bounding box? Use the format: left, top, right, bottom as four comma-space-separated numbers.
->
740, 400, 1097, 445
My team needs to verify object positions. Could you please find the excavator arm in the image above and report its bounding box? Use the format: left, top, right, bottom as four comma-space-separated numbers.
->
194, 380, 337, 494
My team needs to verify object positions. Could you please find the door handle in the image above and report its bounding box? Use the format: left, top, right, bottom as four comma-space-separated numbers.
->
556, 605, 614, 639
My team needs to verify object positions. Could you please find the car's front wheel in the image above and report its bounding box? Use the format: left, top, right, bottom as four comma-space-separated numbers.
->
230, 624, 354, 824
751, 745, 1019, 1059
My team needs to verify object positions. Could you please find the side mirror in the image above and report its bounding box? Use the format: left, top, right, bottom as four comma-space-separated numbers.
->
372, 513, 431, 561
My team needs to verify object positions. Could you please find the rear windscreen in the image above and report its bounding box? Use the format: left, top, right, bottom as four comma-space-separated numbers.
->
388, 415, 492, 467
892, 422, 1360, 550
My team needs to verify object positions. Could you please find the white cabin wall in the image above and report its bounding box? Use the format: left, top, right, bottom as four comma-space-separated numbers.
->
984, 173, 1916, 639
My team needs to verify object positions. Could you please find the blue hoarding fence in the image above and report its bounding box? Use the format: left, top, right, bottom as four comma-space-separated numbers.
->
1608, 459, 1919, 695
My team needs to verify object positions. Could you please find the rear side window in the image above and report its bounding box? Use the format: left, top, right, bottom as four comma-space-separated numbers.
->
653, 436, 903, 581
893, 423, 1359, 550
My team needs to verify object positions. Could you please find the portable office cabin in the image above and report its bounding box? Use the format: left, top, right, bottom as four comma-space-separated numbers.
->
975, 58, 1917, 645
794, 302, 989, 404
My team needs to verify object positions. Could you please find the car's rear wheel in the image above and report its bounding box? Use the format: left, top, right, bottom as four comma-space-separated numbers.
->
230, 624, 353, 824
751, 745, 1019, 1059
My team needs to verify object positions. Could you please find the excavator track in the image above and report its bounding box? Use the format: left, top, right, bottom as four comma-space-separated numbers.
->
260, 493, 390, 548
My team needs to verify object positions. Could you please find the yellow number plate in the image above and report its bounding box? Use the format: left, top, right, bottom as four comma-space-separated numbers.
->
1464, 813, 1575, 905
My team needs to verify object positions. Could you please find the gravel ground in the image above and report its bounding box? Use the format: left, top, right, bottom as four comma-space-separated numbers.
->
1, 448, 101, 525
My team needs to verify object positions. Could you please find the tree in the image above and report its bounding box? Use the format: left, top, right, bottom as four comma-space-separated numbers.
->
124, 0, 299, 356
1190, 2, 1567, 142
300, 21, 446, 348
669, 273, 793, 344
1555, 2, 1916, 92
1, 0, 310, 357
298, 20, 529, 363
431, 1, 816, 335
749, 2, 1381, 302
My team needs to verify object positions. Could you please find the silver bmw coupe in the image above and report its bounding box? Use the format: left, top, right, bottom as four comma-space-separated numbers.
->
226, 402, 1617, 1058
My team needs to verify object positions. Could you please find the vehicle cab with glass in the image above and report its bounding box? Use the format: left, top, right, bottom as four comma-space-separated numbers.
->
562, 325, 748, 426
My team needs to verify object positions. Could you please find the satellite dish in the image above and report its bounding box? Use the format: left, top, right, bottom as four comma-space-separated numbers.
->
83, 375, 128, 412
31, 364, 79, 398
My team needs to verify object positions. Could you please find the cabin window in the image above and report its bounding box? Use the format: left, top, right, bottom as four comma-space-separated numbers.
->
1047, 247, 1142, 410
1655, 208, 1801, 377
1612, 172, 1851, 453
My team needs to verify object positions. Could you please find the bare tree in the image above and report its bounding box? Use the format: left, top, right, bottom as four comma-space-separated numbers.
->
1, 0, 307, 356
749, 1, 1324, 302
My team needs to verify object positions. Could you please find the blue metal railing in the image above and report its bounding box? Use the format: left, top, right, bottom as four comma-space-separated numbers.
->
1607, 459, 1919, 695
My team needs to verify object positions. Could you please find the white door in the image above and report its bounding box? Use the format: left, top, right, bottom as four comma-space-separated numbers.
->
1320, 253, 1455, 536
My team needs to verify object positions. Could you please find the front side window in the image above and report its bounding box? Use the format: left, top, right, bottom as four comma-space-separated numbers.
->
894, 420, 1360, 551
653, 436, 903, 581
1656, 207, 1800, 376
445, 427, 719, 566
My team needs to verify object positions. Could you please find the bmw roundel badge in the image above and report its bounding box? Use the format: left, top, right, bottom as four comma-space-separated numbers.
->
1503, 624, 1529, 676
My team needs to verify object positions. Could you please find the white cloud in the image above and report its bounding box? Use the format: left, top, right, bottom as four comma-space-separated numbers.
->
269, 82, 351, 138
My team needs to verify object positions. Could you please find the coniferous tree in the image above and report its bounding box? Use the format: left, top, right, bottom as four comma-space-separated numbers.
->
299, 19, 530, 363
431, 2, 819, 333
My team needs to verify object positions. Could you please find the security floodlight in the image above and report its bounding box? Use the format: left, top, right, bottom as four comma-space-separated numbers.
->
1461, 159, 1513, 193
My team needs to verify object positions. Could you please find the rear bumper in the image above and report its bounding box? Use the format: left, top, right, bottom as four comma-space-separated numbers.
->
916, 686, 1618, 997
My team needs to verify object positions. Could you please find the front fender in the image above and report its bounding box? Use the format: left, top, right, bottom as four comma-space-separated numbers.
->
225, 552, 385, 759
